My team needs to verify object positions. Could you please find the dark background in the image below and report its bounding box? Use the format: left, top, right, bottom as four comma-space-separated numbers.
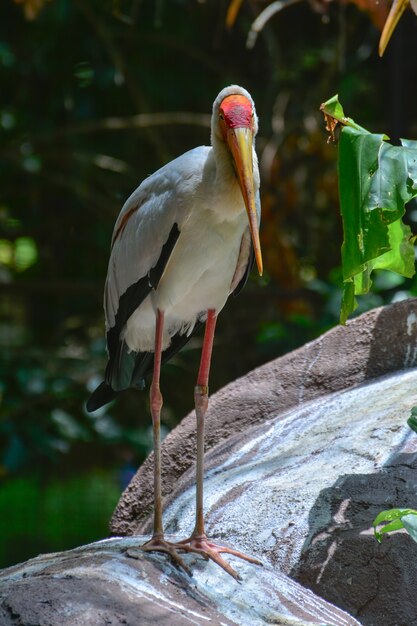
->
1, 0, 416, 569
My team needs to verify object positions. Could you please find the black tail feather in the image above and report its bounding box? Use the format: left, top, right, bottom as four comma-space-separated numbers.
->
87, 320, 204, 412
86, 381, 119, 412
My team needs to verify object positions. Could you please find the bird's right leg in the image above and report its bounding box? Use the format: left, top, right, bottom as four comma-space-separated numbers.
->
139, 309, 191, 574
174, 309, 261, 580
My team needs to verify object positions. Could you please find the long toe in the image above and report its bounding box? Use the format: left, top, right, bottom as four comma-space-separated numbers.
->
128, 536, 192, 576
174, 535, 262, 581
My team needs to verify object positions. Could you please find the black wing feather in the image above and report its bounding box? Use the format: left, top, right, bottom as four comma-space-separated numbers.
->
87, 223, 180, 411
86, 323, 203, 413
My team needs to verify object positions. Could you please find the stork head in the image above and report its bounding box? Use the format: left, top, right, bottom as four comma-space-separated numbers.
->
379, 0, 415, 56
212, 86, 263, 276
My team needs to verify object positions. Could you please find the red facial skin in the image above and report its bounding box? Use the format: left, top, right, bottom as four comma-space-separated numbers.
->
219, 95, 253, 139
217, 93, 263, 276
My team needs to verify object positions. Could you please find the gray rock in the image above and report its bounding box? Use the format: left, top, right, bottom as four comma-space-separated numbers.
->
111, 299, 417, 536
112, 299, 417, 625
158, 368, 417, 625
0, 538, 360, 626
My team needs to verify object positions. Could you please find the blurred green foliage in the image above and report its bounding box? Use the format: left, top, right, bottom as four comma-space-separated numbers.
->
0, 470, 120, 568
0, 0, 417, 566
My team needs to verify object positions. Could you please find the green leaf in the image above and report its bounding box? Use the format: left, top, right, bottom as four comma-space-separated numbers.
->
374, 519, 404, 543
320, 95, 369, 134
14, 237, 38, 272
340, 279, 355, 325
371, 220, 414, 278
337, 123, 417, 323
402, 514, 417, 543
321, 94, 346, 122
373, 507, 415, 526
407, 406, 417, 433
339, 128, 388, 281
373, 508, 417, 543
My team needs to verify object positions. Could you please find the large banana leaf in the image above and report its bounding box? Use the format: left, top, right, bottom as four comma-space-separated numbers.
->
321, 96, 417, 323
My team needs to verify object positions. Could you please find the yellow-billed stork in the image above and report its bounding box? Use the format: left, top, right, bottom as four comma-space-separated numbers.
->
87, 85, 262, 580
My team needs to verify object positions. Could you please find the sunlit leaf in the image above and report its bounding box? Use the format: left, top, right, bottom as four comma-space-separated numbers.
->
14, 237, 38, 272
0, 239, 13, 266
373, 508, 417, 543
320, 94, 369, 141
321, 96, 417, 323
407, 406, 417, 433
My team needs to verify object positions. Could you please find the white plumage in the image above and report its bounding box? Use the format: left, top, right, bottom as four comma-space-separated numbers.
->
113, 147, 259, 353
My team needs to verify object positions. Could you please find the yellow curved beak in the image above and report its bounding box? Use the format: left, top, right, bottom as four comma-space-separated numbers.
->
227, 127, 263, 276
379, 0, 409, 56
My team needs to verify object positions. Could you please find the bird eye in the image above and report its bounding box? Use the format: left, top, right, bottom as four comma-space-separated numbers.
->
219, 113, 225, 121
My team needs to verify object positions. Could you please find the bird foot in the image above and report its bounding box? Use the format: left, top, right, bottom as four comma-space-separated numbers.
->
128, 534, 192, 576
174, 533, 262, 581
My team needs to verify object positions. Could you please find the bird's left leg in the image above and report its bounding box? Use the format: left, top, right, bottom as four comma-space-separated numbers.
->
175, 309, 262, 581
138, 308, 191, 574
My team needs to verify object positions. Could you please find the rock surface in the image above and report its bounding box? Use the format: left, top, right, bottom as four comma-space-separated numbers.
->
111, 299, 417, 625
158, 368, 417, 626
0, 537, 360, 626
111, 298, 417, 535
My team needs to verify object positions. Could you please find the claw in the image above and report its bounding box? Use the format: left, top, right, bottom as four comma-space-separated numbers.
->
174, 534, 262, 581
127, 535, 192, 576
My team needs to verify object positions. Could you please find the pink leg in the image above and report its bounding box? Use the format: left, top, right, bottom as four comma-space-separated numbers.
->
139, 309, 191, 573
194, 308, 217, 538
175, 309, 262, 581
150, 307, 164, 538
